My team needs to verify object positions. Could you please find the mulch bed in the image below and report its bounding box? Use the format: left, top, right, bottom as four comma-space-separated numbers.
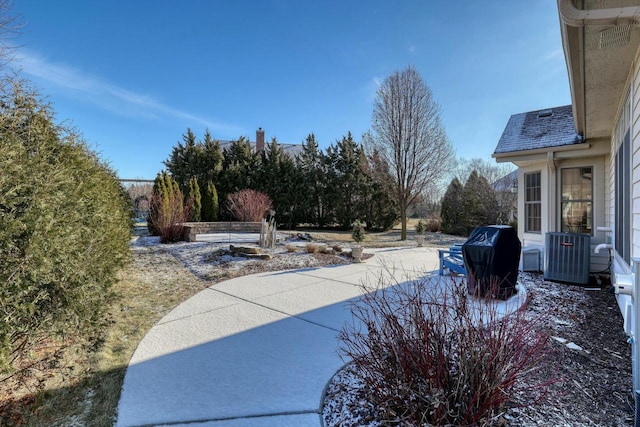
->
323, 272, 634, 426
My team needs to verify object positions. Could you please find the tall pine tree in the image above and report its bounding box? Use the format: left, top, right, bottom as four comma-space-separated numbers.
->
328, 133, 367, 229
296, 133, 330, 227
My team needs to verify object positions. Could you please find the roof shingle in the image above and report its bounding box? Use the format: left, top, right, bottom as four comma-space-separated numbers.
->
494, 105, 582, 155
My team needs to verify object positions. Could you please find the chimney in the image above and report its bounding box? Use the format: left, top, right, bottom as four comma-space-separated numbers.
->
256, 127, 265, 152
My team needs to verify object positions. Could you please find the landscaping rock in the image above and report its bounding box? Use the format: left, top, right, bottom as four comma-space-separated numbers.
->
229, 245, 263, 255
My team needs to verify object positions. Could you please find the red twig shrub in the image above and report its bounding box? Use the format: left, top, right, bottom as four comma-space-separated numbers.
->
226, 189, 273, 222
339, 275, 554, 425
149, 189, 191, 243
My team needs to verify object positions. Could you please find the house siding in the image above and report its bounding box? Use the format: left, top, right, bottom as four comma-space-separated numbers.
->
631, 45, 640, 269
605, 42, 640, 277
604, 154, 612, 228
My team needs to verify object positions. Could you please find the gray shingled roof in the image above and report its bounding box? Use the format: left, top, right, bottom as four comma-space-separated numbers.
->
492, 169, 518, 192
494, 105, 582, 155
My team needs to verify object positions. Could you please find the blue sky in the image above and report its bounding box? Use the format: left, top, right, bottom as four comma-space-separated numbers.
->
11, 1, 570, 180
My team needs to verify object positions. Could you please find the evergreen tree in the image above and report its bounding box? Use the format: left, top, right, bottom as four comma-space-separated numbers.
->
329, 133, 367, 229
257, 137, 300, 227
148, 172, 168, 234
148, 171, 190, 241
202, 181, 219, 222
296, 133, 331, 227
212, 182, 219, 221
462, 170, 498, 234
441, 178, 465, 236
164, 128, 198, 189
164, 128, 224, 192
149, 171, 188, 233
0, 78, 131, 376
361, 149, 400, 231
188, 177, 201, 222
199, 129, 224, 187
219, 137, 258, 206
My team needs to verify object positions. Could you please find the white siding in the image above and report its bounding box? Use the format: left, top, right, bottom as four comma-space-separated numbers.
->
632, 45, 640, 265
604, 154, 612, 227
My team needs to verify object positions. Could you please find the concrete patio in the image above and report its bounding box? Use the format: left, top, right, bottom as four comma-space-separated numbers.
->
116, 246, 527, 427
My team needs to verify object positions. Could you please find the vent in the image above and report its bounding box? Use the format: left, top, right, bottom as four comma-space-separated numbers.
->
522, 248, 540, 272
599, 25, 631, 49
544, 232, 591, 285
537, 109, 553, 118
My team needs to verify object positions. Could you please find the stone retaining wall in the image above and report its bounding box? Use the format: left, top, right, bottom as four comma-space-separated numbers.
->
181, 222, 262, 242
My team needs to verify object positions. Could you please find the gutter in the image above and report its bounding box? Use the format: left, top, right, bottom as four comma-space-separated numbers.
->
492, 140, 590, 161
558, 0, 640, 27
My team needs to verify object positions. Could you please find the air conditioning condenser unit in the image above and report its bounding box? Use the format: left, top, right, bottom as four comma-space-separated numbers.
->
544, 232, 591, 285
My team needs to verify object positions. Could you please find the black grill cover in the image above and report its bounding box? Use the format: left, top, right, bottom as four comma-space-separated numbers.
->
462, 225, 521, 300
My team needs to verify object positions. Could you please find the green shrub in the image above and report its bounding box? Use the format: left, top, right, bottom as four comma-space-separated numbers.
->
149, 172, 190, 243
201, 181, 219, 222
351, 219, 366, 244
441, 178, 465, 236
188, 177, 201, 222
0, 78, 132, 376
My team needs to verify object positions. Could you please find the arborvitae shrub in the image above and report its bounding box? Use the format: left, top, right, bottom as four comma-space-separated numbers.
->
211, 182, 219, 220
148, 172, 191, 242
188, 177, 202, 222
201, 181, 219, 222
0, 78, 132, 376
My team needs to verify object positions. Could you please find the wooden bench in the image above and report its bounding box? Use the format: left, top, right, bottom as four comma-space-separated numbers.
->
438, 244, 466, 275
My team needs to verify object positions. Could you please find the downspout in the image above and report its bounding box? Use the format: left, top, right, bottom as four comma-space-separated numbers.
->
546, 151, 556, 173
547, 152, 557, 233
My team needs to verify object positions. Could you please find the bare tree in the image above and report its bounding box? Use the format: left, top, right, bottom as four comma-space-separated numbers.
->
450, 157, 515, 187
0, 0, 21, 68
368, 65, 454, 240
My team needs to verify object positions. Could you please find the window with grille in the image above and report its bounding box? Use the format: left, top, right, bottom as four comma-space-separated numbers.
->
561, 167, 593, 234
524, 172, 541, 233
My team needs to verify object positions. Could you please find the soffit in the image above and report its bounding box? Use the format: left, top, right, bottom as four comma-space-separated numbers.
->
565, 0, 640, 139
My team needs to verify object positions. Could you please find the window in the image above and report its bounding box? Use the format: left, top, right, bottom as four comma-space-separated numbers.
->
524, 172, 541, 233
615, 91, 631, 264
561, 167, 592, 234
